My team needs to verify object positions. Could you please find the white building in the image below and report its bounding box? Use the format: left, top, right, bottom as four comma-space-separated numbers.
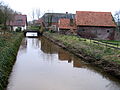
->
8, 14, 27, 31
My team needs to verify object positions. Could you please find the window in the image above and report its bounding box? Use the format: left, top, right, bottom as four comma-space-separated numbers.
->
107, 30, 110, 33
82, 29, 85, 31
17, 19, 23, 24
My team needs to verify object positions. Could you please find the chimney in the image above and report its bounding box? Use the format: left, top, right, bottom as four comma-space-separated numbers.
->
66, 12, 68, 18
70, 19, 74, 26
70, 14, 74, 26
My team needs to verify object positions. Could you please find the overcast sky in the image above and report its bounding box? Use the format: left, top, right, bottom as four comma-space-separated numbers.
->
2, 0, 120, 21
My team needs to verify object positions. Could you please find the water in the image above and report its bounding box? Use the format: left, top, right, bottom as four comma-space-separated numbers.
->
26, 32, 37, 37
7, 36, 120, 90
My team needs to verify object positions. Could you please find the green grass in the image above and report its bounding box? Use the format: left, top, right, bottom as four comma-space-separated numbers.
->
93, 40, 120, 48
29, 26, 40, 31
0, 32, 23, 89
100, 40, 120, 45
44, 32, 120, 64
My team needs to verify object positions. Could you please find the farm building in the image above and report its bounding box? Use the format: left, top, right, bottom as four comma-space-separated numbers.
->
41, 12, 75, 32
58, 18, 76, 34
7, 14, 27, 31
76, 11, 116, 40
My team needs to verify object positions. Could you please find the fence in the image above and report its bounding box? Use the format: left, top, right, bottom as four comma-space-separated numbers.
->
89, 38, 120, 50
93, 41, 120, 50
75, 35, 120, 50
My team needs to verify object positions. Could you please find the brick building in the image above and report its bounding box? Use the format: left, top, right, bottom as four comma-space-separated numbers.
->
76, 11, 116, 40
58, 18, 76, 34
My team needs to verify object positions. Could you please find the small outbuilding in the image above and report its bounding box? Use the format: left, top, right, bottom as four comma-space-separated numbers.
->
58, 18, 76, 34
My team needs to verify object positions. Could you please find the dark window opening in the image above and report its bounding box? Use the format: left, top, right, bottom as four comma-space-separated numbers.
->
107, 30, 110, 33
82, 29, 85, 31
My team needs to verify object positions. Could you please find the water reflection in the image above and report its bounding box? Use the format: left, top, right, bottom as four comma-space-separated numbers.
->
41, 37, 59, 54
7, 37, 120, 90
41, 37, 84, 68
18, 38, 27, 55
58, 49, 84, 68
58, 49, 71, 61
41, 37, 120, 89
31, 38, 40, 49
73, 57, 83, 68
26, 32, 37, 37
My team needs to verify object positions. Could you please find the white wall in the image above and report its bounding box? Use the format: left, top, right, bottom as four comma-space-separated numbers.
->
13, 25, 27, 31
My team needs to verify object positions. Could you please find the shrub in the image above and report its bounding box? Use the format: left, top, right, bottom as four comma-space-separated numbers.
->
0, 32, 23, 89
16, 27, 21, 32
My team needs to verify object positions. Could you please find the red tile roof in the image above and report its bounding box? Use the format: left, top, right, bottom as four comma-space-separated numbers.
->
38, 18, 43, 24
76, 11, 116, 27
59, 18, 76, 29
34, 18, 43, 24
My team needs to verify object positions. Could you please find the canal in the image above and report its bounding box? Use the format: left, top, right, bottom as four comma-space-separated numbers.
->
7, 36, 120, 90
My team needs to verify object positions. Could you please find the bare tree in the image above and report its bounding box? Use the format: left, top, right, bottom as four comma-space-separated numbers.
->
114, 11, 120, 25
29, 9, 35, 25
32, 9, 35, 20
0, 2, 15, 32
0, 1, 4, 24
114, 10, 120, 30
3, 5, 13, 30
36, 8, 41, 20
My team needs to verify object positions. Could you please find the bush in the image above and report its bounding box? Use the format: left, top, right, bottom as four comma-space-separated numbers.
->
0, 32, 23, 89
29, 26, 40, 30
16, 27, 21, 32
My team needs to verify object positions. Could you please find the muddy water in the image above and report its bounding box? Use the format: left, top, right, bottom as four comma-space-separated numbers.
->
7, 37, 120, 90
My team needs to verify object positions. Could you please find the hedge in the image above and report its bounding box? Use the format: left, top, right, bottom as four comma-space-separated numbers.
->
0, 32, 23, 90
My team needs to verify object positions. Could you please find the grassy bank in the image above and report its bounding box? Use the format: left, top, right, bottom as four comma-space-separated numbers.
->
44, 32, 120, 78
0, 32, 23, 90
29, 26, 40, 30
44, 32, 120, 63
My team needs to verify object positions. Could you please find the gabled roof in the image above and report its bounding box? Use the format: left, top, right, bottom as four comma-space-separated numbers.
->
41, 13, 75, 23
59, 18, 76, 29
59, 19, 71, 29
76, 11, 116, 27
8, 14, 27, 26
38, 18, 43, 24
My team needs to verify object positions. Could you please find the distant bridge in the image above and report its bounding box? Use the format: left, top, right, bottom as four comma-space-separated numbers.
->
23, 30, 43, 37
